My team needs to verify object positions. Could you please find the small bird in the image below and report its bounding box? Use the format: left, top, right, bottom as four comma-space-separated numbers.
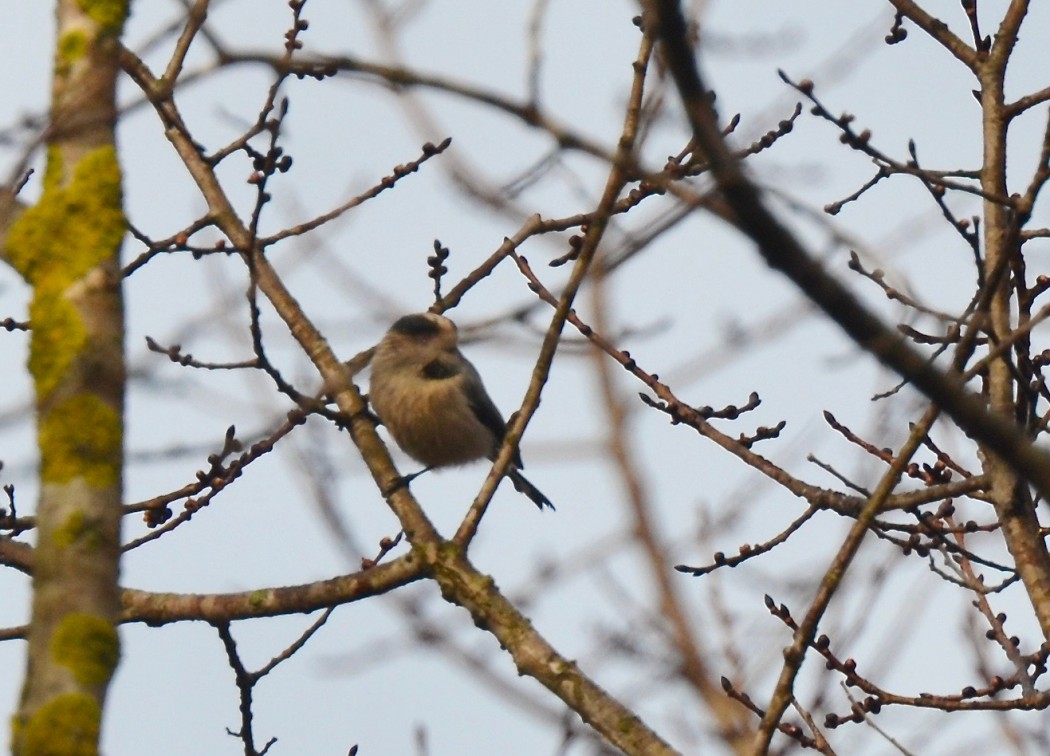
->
368, 312, 554, 510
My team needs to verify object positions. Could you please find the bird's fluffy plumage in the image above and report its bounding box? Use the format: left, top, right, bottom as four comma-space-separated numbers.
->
368, 313, 553, 510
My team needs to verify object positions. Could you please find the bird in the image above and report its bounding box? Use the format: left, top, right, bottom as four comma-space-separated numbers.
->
368, 312, 554, 510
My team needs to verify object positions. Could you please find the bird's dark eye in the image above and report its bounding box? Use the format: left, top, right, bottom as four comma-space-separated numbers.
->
390, 314, 442, 338
421, 358, 460, 380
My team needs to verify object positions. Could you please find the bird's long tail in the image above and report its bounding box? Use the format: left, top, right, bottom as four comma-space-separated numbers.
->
507, 467, 556, 511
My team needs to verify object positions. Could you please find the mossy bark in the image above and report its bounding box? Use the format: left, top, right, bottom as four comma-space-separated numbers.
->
8, 2, 129, 754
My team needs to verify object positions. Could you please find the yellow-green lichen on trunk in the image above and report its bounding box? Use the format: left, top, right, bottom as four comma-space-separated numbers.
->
6, 145, 124, 287
76, 0, 129, 35
42, 144, 65, 192
13, 4, 127, 755
39, 395, 121, 487
51, 613, 120, 687
56, 30, 89, 75
27, 294, 87, 402
5, 145, 124, 404
54, 509, 88, 549
19, 693, 100, 756
53, 508, 110, 551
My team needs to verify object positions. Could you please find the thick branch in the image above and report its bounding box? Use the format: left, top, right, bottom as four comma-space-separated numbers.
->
121, 555, 425, 624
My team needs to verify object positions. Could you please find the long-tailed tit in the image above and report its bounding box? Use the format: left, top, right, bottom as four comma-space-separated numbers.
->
368, 313, 554, 511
